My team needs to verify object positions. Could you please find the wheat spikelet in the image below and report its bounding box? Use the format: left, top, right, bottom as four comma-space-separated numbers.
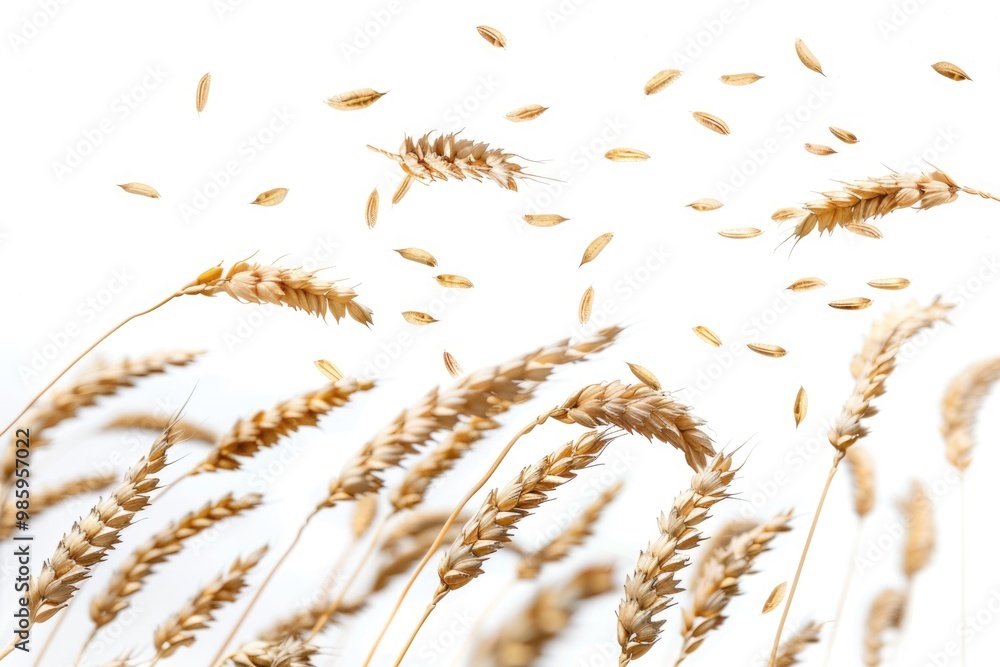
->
550, 381, 715, 471
25, 424, 179, 627
674, 511, 793, 664
774, 621, 823, 666
105, 413, 217, 444
195, 378, 375, 474
474, 564, 615, 667
89, 493, 262, 628
226, 638, 319, 667
829, 298, 952, 451
182, 261, 373, 326
0, 472, 115, 539
389, 417, 501, 511
368, 131, 535, 192
517, 481, 623, 579
319, 328, 621, 509
258, 598, 364, 644
352, 494, 379, 537
863, 589, 906, 666
900, 481, 934, 579
617, 452, 736, 665
845, 446, 876, 517
785, 169, 1000, 240
372, 512, 469, 593
151, 546, 268, 662
941, 357, 1000, 471
435, 429, 619, 604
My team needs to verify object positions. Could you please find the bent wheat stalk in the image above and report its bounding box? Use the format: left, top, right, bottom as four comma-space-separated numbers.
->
768, 299, 950, 667
0, 261, 372, 440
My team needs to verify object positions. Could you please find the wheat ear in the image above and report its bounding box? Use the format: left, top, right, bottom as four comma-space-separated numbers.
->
517, 480, 623, 579
105, 413, 217, 444
0, 422, 180, 660
775, 621, 823, 666
768, 299, 950, 667
225, 638, 318, 667
617, 453, 736, 665
0, 472, 116, 540
363, 383, 714, 667
862, 589, 906, 666
674, 511, 793, 665
150, 546, 268, 665
784, 169, 1000, 241
474, 564, 615, 667
369, 131, 538, 196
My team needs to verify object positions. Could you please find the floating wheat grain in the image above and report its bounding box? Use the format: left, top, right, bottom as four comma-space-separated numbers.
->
787, 277, 826, 292
804, 143, 837, 156
118, 183, 160, 198
506, 105, 548, 122
829, 297, 873, 310
830, 127, 859, 144
719, 227, 762, 239
692, 111, 730, 135
763, 582, 788, 614
580, 233, 614, 266
434, 274, 473, 289
720, 72, 764, 85
626, 363, 660, 390
394, 247, 438, 267
693, 326, 722, 347
794, 387, 808, 427
403, 311, 437, 325
366, 189, 379, 228
250, 188, 288, 206
196, 73, 211, 113
687, 198, 724, 211
326, 88, 386, 110
748, 343, 787, 358
645, 69, 682, 95
605, 148, 650, 162
795, 38, 824, 75
313, 360, 343, 382
442, 351, 462, 378
868, 278, 910, 290
931, 61, 971, 81
579, 286, 595, 324
477, 25, 506, 47
523, 214, 568, 227
392, 175, 413, 204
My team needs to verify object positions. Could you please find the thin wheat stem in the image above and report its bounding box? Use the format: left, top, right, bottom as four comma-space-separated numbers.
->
0, 637, 18, 661
209, 509, 319, 667
823, 520, 864, 667
960, 471, 967, 667
449, 578, 511, 667
362, 418, 546, 667
71, 627, 98, 667
960, 186, 1000, 203
0, 292, 180, 440
30, 611, 68, 667
768, 451, 843, 667
393, 603, 436, 667
303, 514, 390, 643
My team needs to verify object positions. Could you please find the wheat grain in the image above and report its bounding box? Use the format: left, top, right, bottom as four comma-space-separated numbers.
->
434, 274, 474, 289
829, 127, 859, 144
523, 214, 568, 227
326, 88, 386, 110
366, 189, 379, 228
686, 198, 724, 211
506, 105, 548, 122
829, 297, 873, 310
402, 311, 438, 325
579, 286, 595, 323
692, 326, 722, 348
941, 357, 1000, 471
0, 472, 115, 539
674, 512, 793, 664
804, 143, 837, 156
617, 452, 736, 665
194, 378, 375, 474
443, 351, 462, 378
605, 148, 650, 162
867, 278, 910, 290
793, 387, 808, 427
720, 72, 764, 85
692, 112, 730, 135
625, 363, 661, 391
251, 188, 289, 206
580, 233, 614, 266
476, 25, 506, 47
475, 565, 614, 667
518, 481, 622, 579
786, 277, 826, 292
196, 73, 211, 113
863, 589, 905, 666
644, 69, 682, 95
118, 182, 160, 198
931, 61, 971, 81
747, 343, 787, 358
151, 547, 268, 663
763, 582, 788, 613
794, 39, 824, 75
105, 413, 216, 444
369, 131, 532, 192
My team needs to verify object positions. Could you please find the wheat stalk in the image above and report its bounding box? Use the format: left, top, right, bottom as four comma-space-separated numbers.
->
106, 413, 217, 444
0, 472, 116, 539
942, 357, 1000, 471
768, 299, 950, 667
372, 511, 469, 594
474, 564, 615, 667
368, 131, 538, 196
617, 452, 736, 665
784, 169, 1000, 241
517, 480, 622, 579
150, 546, 268, 665
775, 621, 823, 666
0, 422, 180, 660
674, 511, 793, 665
863, 589, 906, 666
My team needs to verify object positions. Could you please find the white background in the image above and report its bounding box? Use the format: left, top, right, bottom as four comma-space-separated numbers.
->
3, 0, 1000, 665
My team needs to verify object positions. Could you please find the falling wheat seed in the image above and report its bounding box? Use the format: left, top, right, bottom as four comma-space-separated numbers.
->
443, 351, 462, 378
626, 363, 661, 391
392, 175, 413, 205
795, 38, 825, 75
772, 207, 809, 222
687, 198, 724, 211
366, 189, 379, 229
326, 88, 387, 110
868, 277, 910, 290
692, 111, 730, 135
720, 72, 764, 86
804, 143, 837, 156
578, 286, 594, 324
693, 325, 722, 347
434, 274, 474, 289
251, 188, 288, 206
195, 73, 211, 113
829, 126, 859, 144
719, 227, 762, 239
314, 360, 343, 382
402, 311, 437, 325
793, 387, 808, 427
476, 25, 506, 48
932, 61, 971, 81
787, 277, 827, 292
748, 343, 787, 358
829, 297, 873, 310
394, 248, 438, 267
523, 214, 569, 227
762, 582, 788, 614
580, 233, 614, 266
118, 183, 160, 199
644, 69, 683, 95
506, 105, 548, 122
604, 148, 650, 162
